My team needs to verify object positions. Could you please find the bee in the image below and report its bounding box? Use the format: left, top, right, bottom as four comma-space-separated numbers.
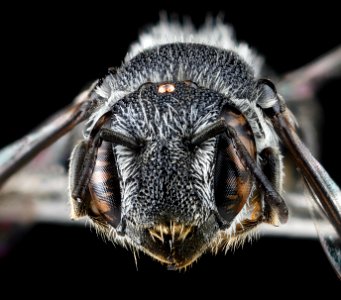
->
0, 19, 340, 273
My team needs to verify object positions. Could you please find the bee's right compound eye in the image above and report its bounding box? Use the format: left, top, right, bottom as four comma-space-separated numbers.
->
88, 140, 122, 228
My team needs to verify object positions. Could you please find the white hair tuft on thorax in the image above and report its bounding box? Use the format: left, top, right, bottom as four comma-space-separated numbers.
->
126, 18, 263, 76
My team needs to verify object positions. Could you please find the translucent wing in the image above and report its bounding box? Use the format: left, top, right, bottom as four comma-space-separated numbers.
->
306, 181, 341, 278
0, 87, 96, 257
263, 97, 341, 277
0, 88, 94, 187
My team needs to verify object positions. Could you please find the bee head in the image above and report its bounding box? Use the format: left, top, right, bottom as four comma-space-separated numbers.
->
77, 81, 263, 269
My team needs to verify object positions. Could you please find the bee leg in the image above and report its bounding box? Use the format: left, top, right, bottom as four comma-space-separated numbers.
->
262, 96, 341, 236
233, 147, 283, 232
69, 112, 112, 218
70, 134, 101, 208
224, 125, 289, 225
69, 137, 122, 225
259, 147, 283, 224
69, 140, 92, 218
260, 148, 282, 192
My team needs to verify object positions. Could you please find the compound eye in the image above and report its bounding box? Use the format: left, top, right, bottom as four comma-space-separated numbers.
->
88, 141, 121, 228
214, 105, 256, 224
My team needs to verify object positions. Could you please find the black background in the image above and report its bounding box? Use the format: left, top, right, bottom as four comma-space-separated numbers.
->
1, 1, 341, 294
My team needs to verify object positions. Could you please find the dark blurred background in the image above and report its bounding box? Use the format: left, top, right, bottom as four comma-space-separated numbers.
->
0, 1, 340, 294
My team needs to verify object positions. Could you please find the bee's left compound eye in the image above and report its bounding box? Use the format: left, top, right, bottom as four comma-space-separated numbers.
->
214, 105, 257, 225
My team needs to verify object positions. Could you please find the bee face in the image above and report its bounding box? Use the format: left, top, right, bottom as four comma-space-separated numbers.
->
82, 82, 266, 268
